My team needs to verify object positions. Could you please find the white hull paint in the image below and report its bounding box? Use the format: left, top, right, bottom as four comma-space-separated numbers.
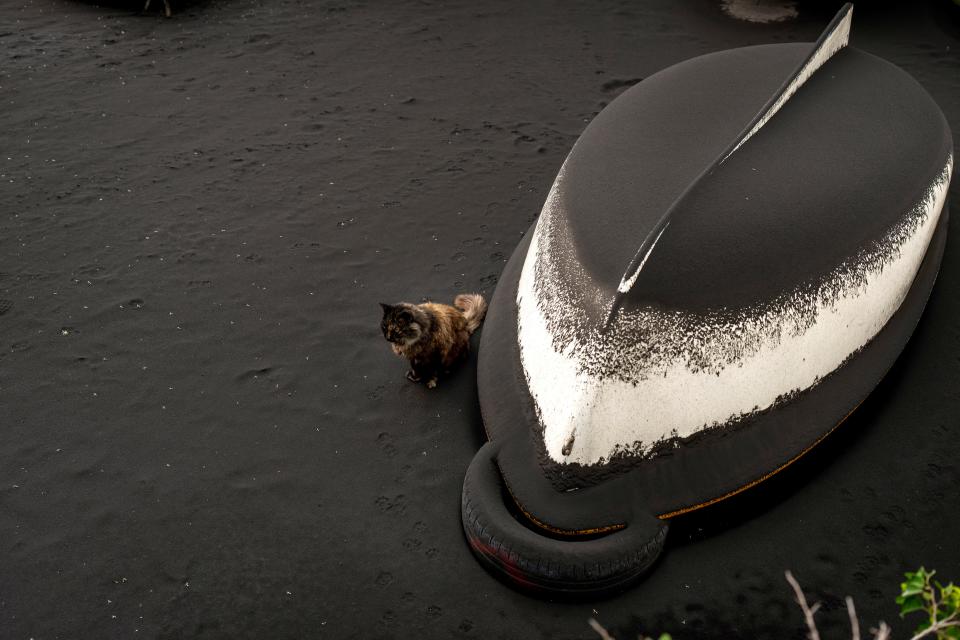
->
517, 157, 952, 466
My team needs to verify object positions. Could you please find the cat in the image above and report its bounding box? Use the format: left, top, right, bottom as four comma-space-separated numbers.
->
380, 294, 487, 389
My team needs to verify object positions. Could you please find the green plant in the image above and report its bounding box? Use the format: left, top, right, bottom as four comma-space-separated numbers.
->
896, 568, 960, 640
588, 618, 670, 640
590, 568, 959, 640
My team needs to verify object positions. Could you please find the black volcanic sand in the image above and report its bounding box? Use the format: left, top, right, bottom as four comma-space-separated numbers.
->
1, 1, 958, 638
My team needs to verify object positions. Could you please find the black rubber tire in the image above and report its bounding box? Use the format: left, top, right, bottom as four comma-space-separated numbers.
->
461, 441, 668, 598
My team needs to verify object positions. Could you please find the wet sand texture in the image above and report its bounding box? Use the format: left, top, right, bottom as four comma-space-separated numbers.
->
1, 1, 958, 638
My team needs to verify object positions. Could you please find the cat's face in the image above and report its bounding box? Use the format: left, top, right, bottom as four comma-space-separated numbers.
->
380, 303, 423, 345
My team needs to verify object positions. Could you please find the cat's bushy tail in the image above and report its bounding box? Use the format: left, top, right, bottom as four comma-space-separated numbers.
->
454, 293, 487, 334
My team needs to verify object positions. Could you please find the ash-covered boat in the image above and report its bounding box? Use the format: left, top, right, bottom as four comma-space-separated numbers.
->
461, 4, 952, 596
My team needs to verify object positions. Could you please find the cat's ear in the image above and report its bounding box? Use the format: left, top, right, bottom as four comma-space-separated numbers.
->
379, 302, 392, 313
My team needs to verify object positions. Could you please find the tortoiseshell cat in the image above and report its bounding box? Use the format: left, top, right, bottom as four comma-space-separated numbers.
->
380, 294, 487, 388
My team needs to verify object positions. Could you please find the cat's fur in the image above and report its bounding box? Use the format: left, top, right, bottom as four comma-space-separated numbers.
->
380, 294, 487, 388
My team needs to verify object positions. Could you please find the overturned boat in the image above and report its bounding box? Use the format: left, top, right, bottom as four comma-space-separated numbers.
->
461, 4, 952, 595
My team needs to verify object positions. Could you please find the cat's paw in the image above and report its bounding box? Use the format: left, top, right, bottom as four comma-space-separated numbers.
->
426, 378, 438, 389
406, 370, 421, 382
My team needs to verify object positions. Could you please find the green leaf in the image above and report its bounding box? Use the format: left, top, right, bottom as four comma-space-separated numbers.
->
903, 572, 927, 597
898, 594, 926, 616
941, 584, 960, 612
656, 635, 672, 640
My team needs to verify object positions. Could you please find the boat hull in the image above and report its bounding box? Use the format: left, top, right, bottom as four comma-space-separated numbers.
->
461, 3, 952, 596
463, 206, 948, 595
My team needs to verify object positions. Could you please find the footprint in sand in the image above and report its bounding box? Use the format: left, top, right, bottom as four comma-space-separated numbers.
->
376, 432, 398, 457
